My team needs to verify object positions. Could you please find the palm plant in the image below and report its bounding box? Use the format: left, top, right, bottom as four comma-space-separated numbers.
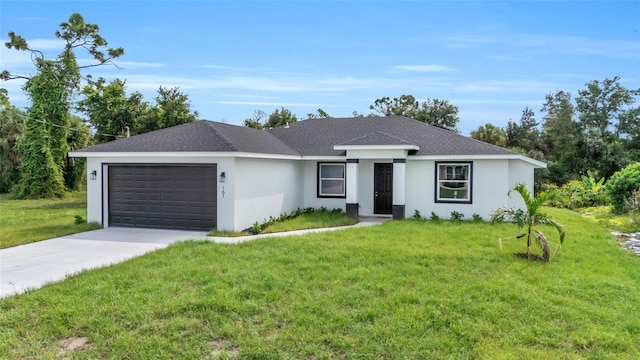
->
492, 183, 566, 262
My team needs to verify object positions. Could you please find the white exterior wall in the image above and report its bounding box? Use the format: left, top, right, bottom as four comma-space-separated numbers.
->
233, 158, 303, 231
84, 155, 234, 230
302, 161, 346, 210
507, 159, 534, 209
83, 154, 538, 232
405, 159, 527, 220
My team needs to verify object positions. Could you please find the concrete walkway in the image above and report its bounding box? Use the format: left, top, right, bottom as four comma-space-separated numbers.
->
0, 217, 387, 298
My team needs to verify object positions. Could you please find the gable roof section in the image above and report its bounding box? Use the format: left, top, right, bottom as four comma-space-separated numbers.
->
73, 120, 299, 156
268, 116, 517, 157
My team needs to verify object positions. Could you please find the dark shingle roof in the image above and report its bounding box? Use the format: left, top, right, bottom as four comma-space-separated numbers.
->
337, 131, 416, 147
268, 116, 517, 156
73, 116, 518, 158
75, 120, 298, 156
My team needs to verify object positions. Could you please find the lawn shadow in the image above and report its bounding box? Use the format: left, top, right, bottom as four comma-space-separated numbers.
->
513, 252, 547, 262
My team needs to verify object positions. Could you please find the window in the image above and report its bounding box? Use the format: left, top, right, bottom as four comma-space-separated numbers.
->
435, 162, 472, 203
318, 163, 345, 197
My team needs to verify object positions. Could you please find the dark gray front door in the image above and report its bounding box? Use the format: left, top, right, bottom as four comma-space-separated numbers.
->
374, 163, 393, 215
108, 165, 217, 230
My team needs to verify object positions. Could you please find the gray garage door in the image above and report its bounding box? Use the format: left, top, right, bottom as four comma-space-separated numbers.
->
108, 165, 217, 230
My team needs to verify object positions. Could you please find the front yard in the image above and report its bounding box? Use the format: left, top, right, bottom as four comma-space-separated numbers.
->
1, 207, 638, 358
0, 191, 100, 249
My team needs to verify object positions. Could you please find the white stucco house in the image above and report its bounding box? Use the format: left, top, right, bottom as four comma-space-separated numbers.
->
70, 116, 545, 231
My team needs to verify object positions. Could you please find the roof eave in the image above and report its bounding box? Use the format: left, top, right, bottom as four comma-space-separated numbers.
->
68, 151, 302, 160
409, 154, 547, 167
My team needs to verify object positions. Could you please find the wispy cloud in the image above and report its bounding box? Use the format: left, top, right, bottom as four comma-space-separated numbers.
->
393, 64, 456, 72
0, 38, 65, 70
454, 79, 565, 94
25, 38, 65, 50
198, 64, 254, 71
211, 100, 321, 107
486, 54, 531, 61
444, 33, 640, 58
115, 61, 165, 69
119, 73, 406, 93
451, 98, 540, 106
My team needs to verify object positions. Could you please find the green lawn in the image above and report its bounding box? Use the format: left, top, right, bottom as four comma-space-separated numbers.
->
1, 208, 638, 358
208, 210, 359, 237
0, 191, 100, 248
581, 205, 640, 233
262, 210, 358, 234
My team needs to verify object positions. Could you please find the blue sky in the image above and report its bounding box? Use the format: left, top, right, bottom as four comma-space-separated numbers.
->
1, 1, 638, 135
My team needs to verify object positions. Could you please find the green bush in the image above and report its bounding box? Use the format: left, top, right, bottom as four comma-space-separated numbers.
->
604, 162, 640, 213
541, 171, 606, 209
450, 211, 464, 221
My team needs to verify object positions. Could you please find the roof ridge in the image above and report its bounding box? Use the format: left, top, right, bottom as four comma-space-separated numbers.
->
339, 131, 413, 145
204, 121, 239, 152
375, 131, 412, 144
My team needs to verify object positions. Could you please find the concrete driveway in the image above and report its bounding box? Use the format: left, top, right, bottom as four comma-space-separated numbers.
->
0, 227, 207, 298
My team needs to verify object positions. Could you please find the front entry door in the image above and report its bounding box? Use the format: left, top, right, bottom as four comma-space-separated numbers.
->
374, 163, 393, 214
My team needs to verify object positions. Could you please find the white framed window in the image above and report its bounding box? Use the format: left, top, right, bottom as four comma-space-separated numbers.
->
435, 162, 472, 203
318, 163, 345, 198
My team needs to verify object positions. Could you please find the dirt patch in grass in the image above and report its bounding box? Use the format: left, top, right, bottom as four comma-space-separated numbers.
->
207, 338, 238, 357
57, 337, 90, 356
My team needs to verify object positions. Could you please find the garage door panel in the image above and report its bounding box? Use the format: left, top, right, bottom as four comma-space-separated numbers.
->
108, 165, 217, 231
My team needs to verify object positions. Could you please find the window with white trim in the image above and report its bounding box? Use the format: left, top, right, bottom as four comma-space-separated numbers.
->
435, 162, 472, 203
318, 163, 345, 197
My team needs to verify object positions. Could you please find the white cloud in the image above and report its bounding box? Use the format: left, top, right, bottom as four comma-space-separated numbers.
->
211, 100, 321, 107
25, 38, 65, 50
112, 60, 165, 69
198, 64, 254, 71
454, 79, 565, 94
486, 54, 531, 61
393, 64, 456, 72
118, 73, 414, 93
444, 32, 640, 58
450, 98, 540, 106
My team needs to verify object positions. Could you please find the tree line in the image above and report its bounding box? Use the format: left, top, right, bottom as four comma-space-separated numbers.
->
0, 14, 198, 198
470, 76, 640, 186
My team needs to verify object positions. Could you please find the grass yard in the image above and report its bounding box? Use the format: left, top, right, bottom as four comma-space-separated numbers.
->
208, 210, 359, 237
0, 191, 100, 249
581, 205, 640, 233
1, 208, 638, 358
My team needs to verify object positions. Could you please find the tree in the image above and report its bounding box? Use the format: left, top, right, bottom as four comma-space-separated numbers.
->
470, 123, 507, 147
2, 13, 123, 198
78, 79, 147, 143
243, 110, 266, 129
370, 95, 419, 117
369, 95, 459, 132
306, 108, 331, 119
243, 107, 298, 129
575, 76, 640, 179
540, 91, 582, 184
264, 107, 297, 129
135, 86, 199, 134
64, 115, 92, 190
492, 183, 566, 262
414, 98, 460, 132
506, 107, 540, 150
0, 90, 25, 193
